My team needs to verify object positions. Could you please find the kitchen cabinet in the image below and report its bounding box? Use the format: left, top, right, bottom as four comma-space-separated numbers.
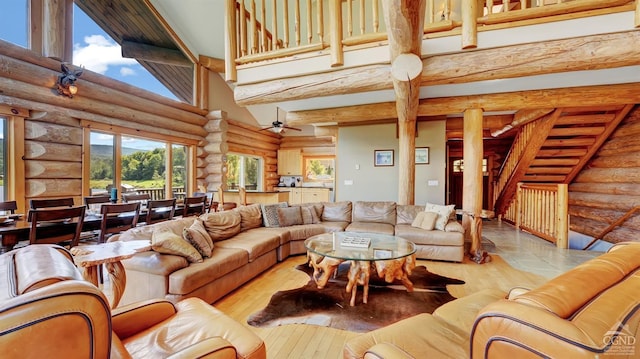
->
277, 149, 302, 175
278, 188, 330, 204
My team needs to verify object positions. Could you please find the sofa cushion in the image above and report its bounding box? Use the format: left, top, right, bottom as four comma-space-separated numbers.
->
395, 224, 464, 246
152, 228, 203, 263
260, 202, 288, 227
424, 203, 456, 231
215, 229, 281, 262
396, 205, 425, 225
286, 224, 326, 241
352, 201, 397, 225
445, 219, 464, 233
168, 247, 248, 295
277, 206, 303, 227
320, 221, 350, 232
300, 206, 321, 224
182, 219, 214, 258
200, 211, 241, 241
122, 251, 189, 276
433, 288, 506, 333
322, 201, 352, 222
235, 204, 262, 231
346, 222, 395, 235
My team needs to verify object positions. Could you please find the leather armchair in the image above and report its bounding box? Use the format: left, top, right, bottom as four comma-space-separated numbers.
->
0, 244, 266, 359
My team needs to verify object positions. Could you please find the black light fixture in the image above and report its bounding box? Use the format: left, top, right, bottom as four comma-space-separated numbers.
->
56, 63, 83, 98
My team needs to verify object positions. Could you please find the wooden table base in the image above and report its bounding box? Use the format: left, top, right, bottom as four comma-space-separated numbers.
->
307, 252, 417, 306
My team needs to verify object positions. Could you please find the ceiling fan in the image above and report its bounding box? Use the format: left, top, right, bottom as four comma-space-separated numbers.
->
260, 108, 302, 133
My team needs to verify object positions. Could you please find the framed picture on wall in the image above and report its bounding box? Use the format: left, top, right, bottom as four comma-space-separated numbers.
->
415, 147, 429, 164
374, 150, 394, 167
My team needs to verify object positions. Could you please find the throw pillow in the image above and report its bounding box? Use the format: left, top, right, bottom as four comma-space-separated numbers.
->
424, 203, 456, 231
300, 206, 320, 224
277, 206, 303, 227
182, 219, 214, 258
420, 212, 439, 231
200, 211, 241, 241
235, 203, 262, 231
411, 211, 426, 228
260, 202, 288, 227
444, 220, 465, 233
152, 228, 202, 263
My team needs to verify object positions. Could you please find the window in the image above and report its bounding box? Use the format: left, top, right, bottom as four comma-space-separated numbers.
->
303, 157, 335, 184
226, 154, 261, 191
452, 159, 488, 174
88, 130, 193, 200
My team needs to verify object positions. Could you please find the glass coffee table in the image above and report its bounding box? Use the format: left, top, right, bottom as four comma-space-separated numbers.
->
304, 232, 416, 306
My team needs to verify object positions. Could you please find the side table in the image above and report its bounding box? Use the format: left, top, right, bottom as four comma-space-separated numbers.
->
71, 240, 151, 308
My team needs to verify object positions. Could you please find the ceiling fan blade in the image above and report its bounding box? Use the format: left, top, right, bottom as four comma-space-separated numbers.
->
283, 125, 302, 131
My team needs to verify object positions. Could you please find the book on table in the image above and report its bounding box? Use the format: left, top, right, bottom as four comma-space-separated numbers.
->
340, 236, 371, 248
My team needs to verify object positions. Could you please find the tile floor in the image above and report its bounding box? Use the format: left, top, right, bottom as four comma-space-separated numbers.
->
481, 219, 602, 278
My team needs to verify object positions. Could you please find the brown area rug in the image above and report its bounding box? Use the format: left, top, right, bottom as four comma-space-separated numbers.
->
247, 262, 464, 332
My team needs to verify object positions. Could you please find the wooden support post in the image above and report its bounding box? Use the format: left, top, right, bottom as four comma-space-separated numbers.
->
461, 0, 478, 49
382, 0, 425, 205
38, 0, 72, 61
636, 0, 640, 28
225, 0, 238, 82
556, 184, 568, 249
329, 0, 343, 66
463, 108, 488, 263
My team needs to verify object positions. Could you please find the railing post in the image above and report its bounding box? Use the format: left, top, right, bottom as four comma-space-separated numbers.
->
225, 0, 238, 82
556, 183, 568, 249
515, 182, 521, 231
329, 0, 344, 66
461, 0, 478, 49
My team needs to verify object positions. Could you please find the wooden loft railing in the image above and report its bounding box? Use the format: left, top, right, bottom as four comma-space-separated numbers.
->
224, 0, 637, 80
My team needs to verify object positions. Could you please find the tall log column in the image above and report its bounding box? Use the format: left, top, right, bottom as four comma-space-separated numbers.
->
461, 0, 478, 49
203, 110, 229, 192
463, 108, 490, 263
382, 0, 425, 205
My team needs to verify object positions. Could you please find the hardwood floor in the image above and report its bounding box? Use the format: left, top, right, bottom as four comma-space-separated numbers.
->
213, 250, 548, 359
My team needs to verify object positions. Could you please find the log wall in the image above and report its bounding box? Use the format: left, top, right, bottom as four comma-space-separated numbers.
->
569, 105, 640, 243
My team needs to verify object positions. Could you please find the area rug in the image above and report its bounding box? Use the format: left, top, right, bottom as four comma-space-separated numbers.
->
247, 262, 464, 332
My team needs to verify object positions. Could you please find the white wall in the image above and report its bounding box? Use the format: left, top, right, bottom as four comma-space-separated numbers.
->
335, 120, 446, 205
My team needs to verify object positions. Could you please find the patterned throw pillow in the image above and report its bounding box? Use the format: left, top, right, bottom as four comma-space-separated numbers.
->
277, 206, 303, 227
152, 228, 203, 263
182, 219, 214, 258
260, 202, 288, 227
424, 203, 456, 231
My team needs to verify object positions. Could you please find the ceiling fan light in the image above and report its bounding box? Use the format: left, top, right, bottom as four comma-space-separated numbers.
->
270, 126, 284, 133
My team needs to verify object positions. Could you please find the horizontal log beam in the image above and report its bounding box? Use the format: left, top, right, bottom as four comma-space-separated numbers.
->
288, 83, 640, 125
199, 55, 226, 73
121, 40, 192, 67
236, 31, 640, 107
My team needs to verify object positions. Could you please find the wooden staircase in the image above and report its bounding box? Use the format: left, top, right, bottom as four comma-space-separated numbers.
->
494, 104, 634, 216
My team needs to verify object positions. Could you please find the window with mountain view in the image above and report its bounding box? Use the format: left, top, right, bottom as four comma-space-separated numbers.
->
89, 131, 190, 199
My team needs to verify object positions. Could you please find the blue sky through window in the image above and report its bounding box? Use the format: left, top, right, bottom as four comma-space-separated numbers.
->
0, 0, 178, 101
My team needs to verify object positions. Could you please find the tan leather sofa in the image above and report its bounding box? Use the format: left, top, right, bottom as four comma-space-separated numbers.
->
116, 201, 464, 306
343, 242, 640, 358
0, 244, 266, 359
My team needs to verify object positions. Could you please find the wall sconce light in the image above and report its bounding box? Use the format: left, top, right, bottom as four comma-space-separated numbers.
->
56, 63, 83, 98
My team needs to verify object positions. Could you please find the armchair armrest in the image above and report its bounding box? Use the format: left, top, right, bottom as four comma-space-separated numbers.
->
111, 299, 177, 339
166, 337, 237, 359
471, 300, 597, 358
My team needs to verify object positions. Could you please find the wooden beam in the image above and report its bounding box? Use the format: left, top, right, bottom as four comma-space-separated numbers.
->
491, 108, 553, 137
287, 83, 640, 125
121, 40, 191, 67
234, 31, 640, 106
199, 55, 226, 73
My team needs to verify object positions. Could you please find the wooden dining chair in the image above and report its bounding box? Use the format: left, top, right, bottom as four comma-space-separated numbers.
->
98, 202, 140, 243
183, 195, 207, 217
84, 195, 112, 214
122, 193, 151, 206
0, 200, 17, 214
30, 197, 75, 209
144, 198, 176, 224
28, 206, 86, 248
217, 187, 237, 211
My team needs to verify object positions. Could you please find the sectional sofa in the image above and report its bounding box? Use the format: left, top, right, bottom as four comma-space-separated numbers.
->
115, 200, 465, 306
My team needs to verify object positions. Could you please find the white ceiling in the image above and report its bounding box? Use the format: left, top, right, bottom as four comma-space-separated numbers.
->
150, 2, 640, 126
